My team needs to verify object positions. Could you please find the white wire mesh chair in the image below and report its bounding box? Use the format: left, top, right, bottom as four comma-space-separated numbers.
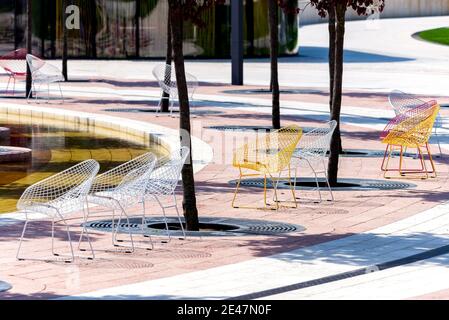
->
0, 48, 27, 96
84, 152, 157, 253
152, 64, 198, 117
26, 54, 65, 103
288, 120, 337, 203
389, 90, 443, 157
142, 146, 190, 242
16, 160, 100, 263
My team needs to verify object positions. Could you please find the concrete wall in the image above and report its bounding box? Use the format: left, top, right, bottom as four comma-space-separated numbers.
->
299, 0, 449, 25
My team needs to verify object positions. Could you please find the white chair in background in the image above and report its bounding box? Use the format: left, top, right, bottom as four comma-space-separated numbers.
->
26, 54, 65, 103
16, 160, 100, 262
143, 146, 190, 242
289, 120, 337, 203
152, 64, 198, 117
389, 89, 443, 157
83, 152, 157, 254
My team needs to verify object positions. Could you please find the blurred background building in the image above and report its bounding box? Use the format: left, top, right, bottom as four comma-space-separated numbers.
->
0, 0, 299, 58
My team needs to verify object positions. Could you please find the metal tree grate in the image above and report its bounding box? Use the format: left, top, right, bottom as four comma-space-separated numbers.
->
84, 216, 305, 237
231, 177, 417, 191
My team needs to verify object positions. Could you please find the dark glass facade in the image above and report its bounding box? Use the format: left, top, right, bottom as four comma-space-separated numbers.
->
0, 0, 299, 58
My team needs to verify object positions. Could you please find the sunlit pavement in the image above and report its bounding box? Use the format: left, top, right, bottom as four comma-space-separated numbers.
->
1, 16, 449, 300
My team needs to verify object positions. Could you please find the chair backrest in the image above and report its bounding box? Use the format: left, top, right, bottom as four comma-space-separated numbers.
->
380, 100, 437, 140
152, 64, 176, 95
389, 89, 442, 129
17, 159, 100, 213
91, 152, 156, 193
147, 146, 190, 195
0, 48, 27, 75
233, 125, 303, 174
383, 103, 440, 146
25, 54, 45, 74
152, 63, 198, 98
389, 90, 426, 116
297, 120, 337, 159
116, 153, 157, 199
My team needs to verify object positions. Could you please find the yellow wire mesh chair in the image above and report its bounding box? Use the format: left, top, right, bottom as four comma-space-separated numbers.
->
232, 125, 302, 210
381, 102, 440, 179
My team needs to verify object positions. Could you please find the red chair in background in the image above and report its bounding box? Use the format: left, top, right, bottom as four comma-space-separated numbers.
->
0, 48, 28, 96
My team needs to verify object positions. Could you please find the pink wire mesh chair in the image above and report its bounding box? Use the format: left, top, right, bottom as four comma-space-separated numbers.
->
289, 120, 337, 203
16, 160, 100, 263
389, 90, 443, 157
84, 152, 157, 253
0, 48, 27, 96
142, 146, 190, 242
152, 64, 198, 117
26, 54, 65, 103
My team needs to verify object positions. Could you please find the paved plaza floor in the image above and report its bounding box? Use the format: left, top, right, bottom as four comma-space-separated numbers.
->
1, 16, 449, 300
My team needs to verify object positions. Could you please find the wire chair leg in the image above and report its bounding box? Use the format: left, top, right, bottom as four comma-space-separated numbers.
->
153, 195, 172, 243
58, 82, 64, 104
51, 218, 56, 256
323, 164, 334, 202
16, 220, 29, 261
6, 76, 12, 95
383, 145, 394, 179
141, 201, 154, 250
436, 132, 443, 158
113, 207, 134, 253
263, 174, 268, 208
417, 146, 429, 180
12, 77, 16, 96
231, 169, 243, 208
26, 83, 33, 103
173, 194, 186, 240
381, 144, 389, 171
46, 83, 50, 103
57, 215, 75, 263
312, 167, 322, 204
288, 165, 297, 208
426, 143, 437, 178
78, 206, 95, 259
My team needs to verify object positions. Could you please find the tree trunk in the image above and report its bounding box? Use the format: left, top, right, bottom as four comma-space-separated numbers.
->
25, 0, 32, 99
168, 0, 199, 231
328, 6, 335, 112
268, 0, 280, 129
327, 3, 346, 186
62, 0, 68, 81
135, 0, 140, 57
90, 2, 97, 58
14, 0, 20, 49
161, 15, 172, 113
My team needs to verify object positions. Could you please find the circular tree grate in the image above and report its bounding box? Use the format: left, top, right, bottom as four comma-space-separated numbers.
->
205, 125, 315, 133
231, 177, 416, 191
84, 216, 305, 238
221, 88, 324, 95
79, 259, 154, 270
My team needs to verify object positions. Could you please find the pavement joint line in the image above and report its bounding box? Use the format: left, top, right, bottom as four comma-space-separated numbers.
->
228, 243, 449, 300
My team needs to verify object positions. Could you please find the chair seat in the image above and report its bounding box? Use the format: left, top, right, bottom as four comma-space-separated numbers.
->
23, 198, 86, 218
233, 160, 268, 173
33, 74, 64, 84
88, 191, 141, 209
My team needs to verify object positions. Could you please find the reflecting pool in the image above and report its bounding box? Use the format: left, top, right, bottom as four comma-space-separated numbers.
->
0, 112, 168, 214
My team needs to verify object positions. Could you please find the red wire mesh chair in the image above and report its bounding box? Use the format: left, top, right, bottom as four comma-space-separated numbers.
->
380, 101, 440, 179
0, 48, 27, 96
